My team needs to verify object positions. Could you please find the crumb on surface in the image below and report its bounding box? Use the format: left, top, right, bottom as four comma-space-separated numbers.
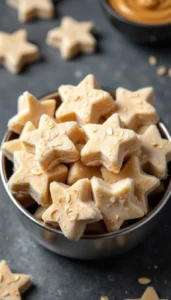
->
138, 277, 151, 285
154, 265, 158, 269
148, 56, 158, 66
168, 68, 171, 77
100, 296, 109, 300
157, 66, 167, 76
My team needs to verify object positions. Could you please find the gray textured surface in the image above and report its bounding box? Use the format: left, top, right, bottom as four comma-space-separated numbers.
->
0, 0, 171, 299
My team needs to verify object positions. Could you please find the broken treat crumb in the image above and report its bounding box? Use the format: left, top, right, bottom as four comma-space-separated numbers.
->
148, 56, 157, 66
157, 66, 167, 77
168, 68, 171, 77
154, 265, 158, 269
138, 277, 151, 285
100, 296, 109, 300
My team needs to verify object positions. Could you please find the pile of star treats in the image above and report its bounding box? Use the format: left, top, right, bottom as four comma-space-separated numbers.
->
2, 75, 171, 241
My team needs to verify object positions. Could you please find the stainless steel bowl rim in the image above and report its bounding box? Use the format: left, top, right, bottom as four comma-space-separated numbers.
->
100, 0, 171, 29
1, 119, 171, 241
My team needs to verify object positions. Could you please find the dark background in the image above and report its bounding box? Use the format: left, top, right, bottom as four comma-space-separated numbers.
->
0, 0, 171, 299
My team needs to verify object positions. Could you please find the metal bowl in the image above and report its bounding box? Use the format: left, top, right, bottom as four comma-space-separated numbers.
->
1, 90, 171, 260
100, 0, 171, 43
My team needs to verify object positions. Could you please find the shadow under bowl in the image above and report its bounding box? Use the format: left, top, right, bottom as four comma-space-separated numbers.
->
100, 0, 171, 43
1, 90, 171, 260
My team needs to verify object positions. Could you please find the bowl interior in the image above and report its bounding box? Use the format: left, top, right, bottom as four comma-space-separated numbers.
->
1, 90, 171, 239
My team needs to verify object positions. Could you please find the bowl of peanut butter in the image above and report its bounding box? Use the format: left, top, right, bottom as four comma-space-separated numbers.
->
101, 0, 171, 43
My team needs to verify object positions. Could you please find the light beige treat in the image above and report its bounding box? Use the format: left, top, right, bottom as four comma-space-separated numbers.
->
115, 87, 159, 129
8, 151, 68, 206
136, 125, 150, 135
67, 161, 102, 185
81, 113, 140, 173
8, 92, 56, 134
138, 277, 151, 285
157, 66, 167, 77
0, 29, 39, 73
101, 156, 160, 213
91, 177, 144, 232
21, 114, 81, 170
42, 179, 102, 240
0, 260, 32, 300
2, 121, 35, 162
78, 74, 100, 89
148, 56, 158, 66
7, 0, 54, 22
56, 80, 115, 126
34, 206, 47, 221
46, 16, 96, 60
139, 125, 171, 179
127, 286, 167, 300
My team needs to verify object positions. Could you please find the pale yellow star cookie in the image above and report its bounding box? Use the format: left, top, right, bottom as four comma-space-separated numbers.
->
0, 29, 39, 73
8, 92, 56, 134
47, 16, 96, 60
91, 177, 144, 232
139, 124, 171, 179
101, 156, 160, 213
42, 179, 102, 240
81, 113, 140, 173
77, 74, 100, 89
2, 121, 35, 162
115, 87, 159, 129
7, 0, 54, 22
8, 151, 68, 206
0, 260, 32, 300
127, 286, 167, 300
56, 80, 115, 126
21, 114, 81, 170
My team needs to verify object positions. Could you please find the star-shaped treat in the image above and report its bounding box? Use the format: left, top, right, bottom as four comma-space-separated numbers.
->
0, 29, 39, 73
77, 74, 100, 89
42, 179, 102, 240
101, 156, 160, 213
115, 87, 159, 129
67, 143, 102, 185
0, 260, 31, 300
81, 113, 140, 173
21, 114, 81, 170
46, 16, 96, 60
91, 177, 144, 232
2, 121, 35, 162
139, 124, 171, 179
7, 0, 54, 22
127, 286, 167, 300
56, 80, 115, 126
8, 92, 56, 134
8, 151, 68, 206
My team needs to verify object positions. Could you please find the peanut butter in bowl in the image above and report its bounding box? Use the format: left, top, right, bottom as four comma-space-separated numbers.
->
108, 0, 171, 25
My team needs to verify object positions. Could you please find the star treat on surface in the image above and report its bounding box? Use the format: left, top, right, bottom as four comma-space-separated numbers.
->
101, 156, 160, 213
91, 177, 144, 232
21, 114, 81, 170
8, 151, 68, 206
46, 16, 96, 60
2, 121, 35, 162
8, 92, 56, 134
7, 0, 54, 22
42, 179, 102, 240
127, 286, 167, 300
0, 260, 32, 300
81, 113, 140, 173
115, 87, 159, 129
139, 124, 171, 179
56, 79, 115, 126
0, 29, 39, 73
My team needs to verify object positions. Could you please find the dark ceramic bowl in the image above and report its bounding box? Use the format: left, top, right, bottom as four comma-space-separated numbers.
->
100, 0, 171, 43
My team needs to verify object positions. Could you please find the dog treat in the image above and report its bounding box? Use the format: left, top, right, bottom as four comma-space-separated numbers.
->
68, 161, 102, 185
21, 114, 81, 170
127, 286, 167, 300
0, 260, 32, 300
139, 125, 171, 179
81, 113, 140, 173
8, 92, 56, 134
42, 179, 102, 240
0, 29, 39, 73
8, 151, 68, 206
91, 177, 144, 232
34, 206, 47, 221
46, 16, 96, 60
2, 121, 35, 162
101, 156, 160, 213
15, 194, 36, 208
115, 87, 159, 129
56, 79, 115, 126
136, 125, 150, 135
78, 74, 100, 89
7, 0, 54, 22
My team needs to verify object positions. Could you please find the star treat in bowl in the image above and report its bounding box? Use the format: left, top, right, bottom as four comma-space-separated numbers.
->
1, 74, 171, 259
